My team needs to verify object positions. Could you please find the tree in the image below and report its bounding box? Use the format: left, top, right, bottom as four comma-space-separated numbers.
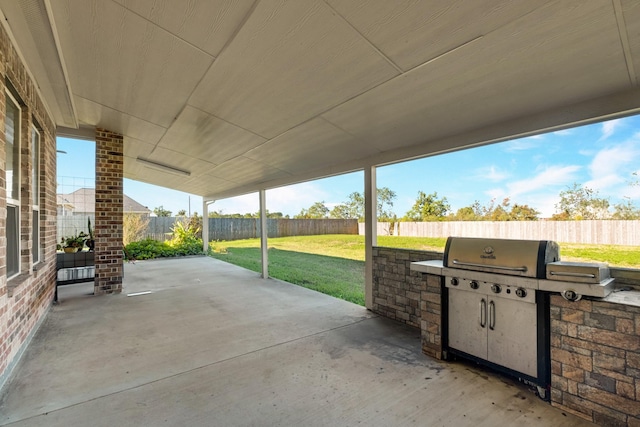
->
153, 205, 172, 217
403, 191, 450, 221
176, 209, 187, 217
330, 192, 364, 220
552, 183, 610, 220
295, 201, 329, 219
450, 198, 539, 221
509, 203, 540, 221
612, 198, 640, 220
377, 187, 397, 222
451, 201, 484, 221
329, 188, 396, 221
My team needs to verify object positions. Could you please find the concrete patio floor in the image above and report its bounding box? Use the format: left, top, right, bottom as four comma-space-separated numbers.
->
0, 256, 593, 426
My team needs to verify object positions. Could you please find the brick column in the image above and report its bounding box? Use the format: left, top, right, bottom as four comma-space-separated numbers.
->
94, 128, 123, 295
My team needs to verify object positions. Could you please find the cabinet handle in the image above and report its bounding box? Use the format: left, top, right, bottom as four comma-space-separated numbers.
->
489, 300, 495, 330
480, 298, 486, 328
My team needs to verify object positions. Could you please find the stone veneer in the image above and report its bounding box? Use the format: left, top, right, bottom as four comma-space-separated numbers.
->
550, 295, 640, 426
374, 246, 640, 426
372, 247, 441, 328
94, 129, 124, 295
372, 247, 444, 359
0, 22, 57, 384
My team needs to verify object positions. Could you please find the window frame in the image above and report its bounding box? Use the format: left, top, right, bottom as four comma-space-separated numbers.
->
6, 90, 21, 279
31, 125, 41, 264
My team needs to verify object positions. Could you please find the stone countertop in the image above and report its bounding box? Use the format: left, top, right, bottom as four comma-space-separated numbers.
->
602, 288, 640, 308
411, 259, 640, 308
410, 260, 444, 275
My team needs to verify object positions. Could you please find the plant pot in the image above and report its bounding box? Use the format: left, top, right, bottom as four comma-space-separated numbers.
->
63, 247, 79, 253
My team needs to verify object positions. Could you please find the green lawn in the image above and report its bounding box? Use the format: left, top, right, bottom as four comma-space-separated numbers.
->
209, 235, 640, 306
209, 240, 365, 305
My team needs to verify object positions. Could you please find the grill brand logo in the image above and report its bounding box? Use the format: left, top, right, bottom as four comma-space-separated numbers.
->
480, 245, 496, 259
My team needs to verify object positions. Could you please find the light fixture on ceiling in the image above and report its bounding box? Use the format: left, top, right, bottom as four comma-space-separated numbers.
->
136, 157, 191, 177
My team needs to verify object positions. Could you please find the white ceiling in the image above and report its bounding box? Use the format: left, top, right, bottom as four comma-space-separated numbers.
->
2, 0, 639, 200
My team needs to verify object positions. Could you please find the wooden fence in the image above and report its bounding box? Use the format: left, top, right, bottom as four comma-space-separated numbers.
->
359, 220, 640, 246
145, 217, 358, 241
58, 216, 639, 245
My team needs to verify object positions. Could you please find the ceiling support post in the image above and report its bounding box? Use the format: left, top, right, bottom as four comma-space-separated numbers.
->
94, 128, 123, 295
364, 166, 377, 310
202, 200, 211, 254
259, 190, 269, 279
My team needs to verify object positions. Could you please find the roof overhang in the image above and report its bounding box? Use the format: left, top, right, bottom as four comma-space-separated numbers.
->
2, 0, 639, 200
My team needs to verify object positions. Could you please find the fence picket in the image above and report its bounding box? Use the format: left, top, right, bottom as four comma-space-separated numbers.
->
359, 221, 640, 245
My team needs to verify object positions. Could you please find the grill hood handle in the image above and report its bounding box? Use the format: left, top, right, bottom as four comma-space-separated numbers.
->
452, 259, 528, 273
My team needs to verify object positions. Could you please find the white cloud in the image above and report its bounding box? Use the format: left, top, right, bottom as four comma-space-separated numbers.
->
586, 141, 640, 191
503, 138, 540, 152
598, 118, 622, 141
209, 193, 259, 215
209, 182, 331, 216
530, 194, 561, 218
485, 188, 505, 201
552, 129, 573, 136
505, 165, 581, 197
583, 174, 624, 191
473, 165, 509, 182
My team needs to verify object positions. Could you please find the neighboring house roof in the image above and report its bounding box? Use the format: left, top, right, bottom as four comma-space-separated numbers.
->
56, 188, 150, 214
56, 194, 74, 209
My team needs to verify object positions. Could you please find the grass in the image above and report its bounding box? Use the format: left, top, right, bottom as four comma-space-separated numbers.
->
210, 235, 446, 262
209, 235, 640, 306
209, 242, 365, 305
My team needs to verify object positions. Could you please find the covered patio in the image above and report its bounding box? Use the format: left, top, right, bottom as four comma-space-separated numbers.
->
0, 257, 591, 426
1, 1, 639, 425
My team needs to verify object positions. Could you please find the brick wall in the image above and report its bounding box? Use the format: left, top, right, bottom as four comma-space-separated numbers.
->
550, 295, 640, 426
94, 129, 124, 295
0, 21, 57, 385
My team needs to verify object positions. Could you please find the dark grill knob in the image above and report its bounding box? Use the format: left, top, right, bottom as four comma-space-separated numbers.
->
450, 278, 459, 286
491, 284, 501, 294
515, 288, 527, 298
470, 281, 479, 290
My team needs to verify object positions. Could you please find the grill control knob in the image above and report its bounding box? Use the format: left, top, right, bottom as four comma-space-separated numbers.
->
470, 281, 479, 290
515, 288, 527, 298
491, 284, 501, 294
450, 278, 459, 286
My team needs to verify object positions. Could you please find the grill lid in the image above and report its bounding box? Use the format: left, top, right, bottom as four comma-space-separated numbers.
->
545, 261, 610, 284
443, 237, 560, 279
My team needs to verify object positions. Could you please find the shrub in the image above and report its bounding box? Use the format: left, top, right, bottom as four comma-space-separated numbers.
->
125, 239, 176, 260
123, 213, 150, 245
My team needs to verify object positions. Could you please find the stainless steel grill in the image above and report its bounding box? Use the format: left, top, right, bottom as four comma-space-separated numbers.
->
443, 236, 559, 278
439, 236, 616, 399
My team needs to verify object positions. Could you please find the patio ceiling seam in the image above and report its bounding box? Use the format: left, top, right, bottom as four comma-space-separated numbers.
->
612, 0, 638, 86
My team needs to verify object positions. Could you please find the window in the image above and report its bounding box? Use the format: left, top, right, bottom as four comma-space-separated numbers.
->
6, 91, 20, 278
32, 126, 41, 264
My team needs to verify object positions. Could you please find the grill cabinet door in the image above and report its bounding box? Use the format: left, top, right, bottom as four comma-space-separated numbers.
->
487, 296, 537, 377
448, 289, 487, 360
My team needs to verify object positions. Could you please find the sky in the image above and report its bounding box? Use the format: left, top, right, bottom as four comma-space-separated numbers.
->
56, 114, 640, 218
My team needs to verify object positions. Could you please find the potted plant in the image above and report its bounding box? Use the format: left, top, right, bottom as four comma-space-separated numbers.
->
86, 217, 95, 251
60, 232, 87, 253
